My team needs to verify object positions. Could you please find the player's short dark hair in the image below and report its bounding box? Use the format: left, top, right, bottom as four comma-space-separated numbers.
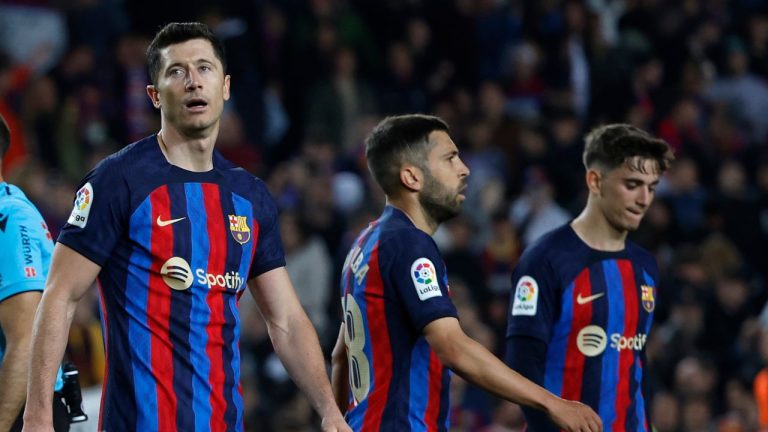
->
0, 114, 10, 159
146, 22, 226, 85
583, 123, 674, 174
365, 114, 449, 195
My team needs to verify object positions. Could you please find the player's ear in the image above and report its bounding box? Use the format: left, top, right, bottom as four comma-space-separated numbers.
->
147, 85, 161, 109
585, 168, 601, 194
223, 75, 231, 101
400, 165, 422, 192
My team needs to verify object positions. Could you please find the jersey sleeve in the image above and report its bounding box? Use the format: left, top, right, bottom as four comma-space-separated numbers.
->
504, 335, 559, 431
0, 204, 50, 301
385, 231, 458, 331
506, 250, 560, 343
248, 181, 286, 278
57, 158, 129, 266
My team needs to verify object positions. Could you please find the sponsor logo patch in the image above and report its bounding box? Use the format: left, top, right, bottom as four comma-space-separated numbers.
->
160, 256, 245, 291
511, 276, 538, 316
19, 225, 32, 265
641, 284, 655, 312
576, 325, 648, 357
411, 258, 442, 301
228, 214, 251, 244
24, 267, 37, 278
194, 268, 245, 291
161, 257, 193, 290
577, 325, 608, 357
67, 183, 93, 228
610, 333, 648, 352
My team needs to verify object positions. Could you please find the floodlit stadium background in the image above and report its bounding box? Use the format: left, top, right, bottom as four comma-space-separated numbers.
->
2, 1, 767, 431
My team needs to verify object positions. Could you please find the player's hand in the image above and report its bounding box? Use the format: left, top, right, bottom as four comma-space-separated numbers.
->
547, 398, 603, 432
320, 413, 352, 432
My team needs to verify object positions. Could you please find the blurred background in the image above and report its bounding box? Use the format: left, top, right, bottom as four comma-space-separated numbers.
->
2, 0, 768, 431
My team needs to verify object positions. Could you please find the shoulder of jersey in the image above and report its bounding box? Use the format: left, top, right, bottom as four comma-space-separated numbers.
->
522, 223, 574, 259
0, 196, 34, 219
0, 199, 45, 241
214, 150, 239, 170
624, 239, 657, 268
381, 222, 435, 252
215, 152, 266, 187
228, 169, 269, 199
94, 136, 156, 174
215, 150, 261, 179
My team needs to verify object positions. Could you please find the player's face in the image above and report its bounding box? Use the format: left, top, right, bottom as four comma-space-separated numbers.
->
149, 38, 230, 137
419, 131, 470, 223
596, 157, 660, 232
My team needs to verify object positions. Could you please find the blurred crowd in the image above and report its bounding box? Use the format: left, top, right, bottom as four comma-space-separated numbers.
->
3, 0, 768, 431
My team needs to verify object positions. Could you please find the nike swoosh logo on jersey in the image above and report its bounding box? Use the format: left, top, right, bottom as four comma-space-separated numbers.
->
156, 216, 186, 227
576, 292, 605, 305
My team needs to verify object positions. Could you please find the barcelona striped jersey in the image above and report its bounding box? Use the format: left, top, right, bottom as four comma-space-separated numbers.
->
505, 224, 658, 432
58, 135, 285, 431
340, 206, 458, 431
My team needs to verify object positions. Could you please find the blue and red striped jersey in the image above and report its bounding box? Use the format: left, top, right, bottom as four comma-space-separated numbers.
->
340, 206, 458, 432
58, 135, 285, 432
505, 224, 658, 432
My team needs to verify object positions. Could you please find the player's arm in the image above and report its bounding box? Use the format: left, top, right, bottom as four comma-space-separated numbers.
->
424, 317, 603, 432
330, 323, 349, 412
248, 268, 351, 432
22, 243, 100, 429
0, 291, 42, 430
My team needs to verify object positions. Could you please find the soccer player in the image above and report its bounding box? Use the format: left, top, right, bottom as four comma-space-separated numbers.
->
331, 114, 602, 432
22, 23, 349, 432
0, 115, 68, 431
505, 124, 673, 431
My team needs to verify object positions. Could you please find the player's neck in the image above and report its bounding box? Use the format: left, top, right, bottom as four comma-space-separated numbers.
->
387, 197, 439, 235
571, 207, 627, 252
157, 125, 218, 172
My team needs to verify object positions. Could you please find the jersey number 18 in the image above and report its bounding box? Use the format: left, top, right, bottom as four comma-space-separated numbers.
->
343, 294, 371, 403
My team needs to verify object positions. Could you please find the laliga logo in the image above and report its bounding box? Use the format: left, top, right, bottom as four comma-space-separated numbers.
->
413, 261, 435, 284
75, 185, 91, 210
516, 279, 536, 302
161, 257, 245, 291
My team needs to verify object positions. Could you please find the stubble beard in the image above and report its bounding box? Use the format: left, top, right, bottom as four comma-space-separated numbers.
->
419, 171, 463, 226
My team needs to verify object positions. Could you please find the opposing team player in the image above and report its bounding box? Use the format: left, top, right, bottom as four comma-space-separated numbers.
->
505, 124, 673, 431
23, 23, 349, 432
332, 114, 602, 432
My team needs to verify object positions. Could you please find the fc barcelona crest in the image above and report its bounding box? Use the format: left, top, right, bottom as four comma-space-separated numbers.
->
641, 285, 655, 313
228, 214, 251, 244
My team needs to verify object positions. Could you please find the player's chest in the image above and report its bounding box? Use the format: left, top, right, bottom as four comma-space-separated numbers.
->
126, 183, 258, 293
561, 259, 656, 357
563, 259, 656, 322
